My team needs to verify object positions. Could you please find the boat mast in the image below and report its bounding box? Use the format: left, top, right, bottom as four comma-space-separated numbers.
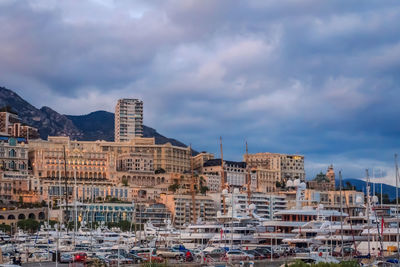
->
395, 154, 399, 260
189, 145, 197, 224
339, 170, 344, 260
220, 137, 227, 214
63, 145, 69, 233
366, 169, 371, 257
245, 141, 252, 208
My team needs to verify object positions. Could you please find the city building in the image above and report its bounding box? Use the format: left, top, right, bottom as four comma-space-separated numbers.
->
244, 153, 305, 191
0, 136, 30, 203
134, 203, 171, 227
212, 190, 287, 220
307, 165, 336, 191
0, 108, 19, 135
192, 152, 214, 172
203, 159, 255, 189
0, 108, 39, 140
29, 136, 117, 182
304, 189, 365, 216
115, 98, 143, 141
117, 152, 153, 173
160, 194, 217, 228
100, 137, 191, 173
64, 202, 135, 224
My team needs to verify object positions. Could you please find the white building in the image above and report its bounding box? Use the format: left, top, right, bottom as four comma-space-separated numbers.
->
115, 98, 143, 142
210, 190, 287, 220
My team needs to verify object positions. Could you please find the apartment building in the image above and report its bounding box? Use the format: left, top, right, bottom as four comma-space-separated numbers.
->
115, 98, 143, 141
244, 153, 305, 190
0, 109, 39, 139
29, 136, 116, 182
161, 194, 217, 228
203, 159, 248, 188
214, 190, 287, 220
192, 152, 214, 172
100, 137, 191, 173
0, 136, 30, 203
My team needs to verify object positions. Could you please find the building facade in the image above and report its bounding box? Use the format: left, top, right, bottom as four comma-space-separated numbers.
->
161, 194, 217, 228
115, 98, 143, 141
0, 136, 30, 203
244, 153, 305, 190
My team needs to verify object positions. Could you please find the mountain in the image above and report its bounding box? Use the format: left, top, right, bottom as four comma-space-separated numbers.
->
66, 111, 189, 148
0, 86, 190, 148
0, 87, 82, 138
338, 178, 400, 201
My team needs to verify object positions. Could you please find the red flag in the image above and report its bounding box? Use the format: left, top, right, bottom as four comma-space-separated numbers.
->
381, 217, 384, 234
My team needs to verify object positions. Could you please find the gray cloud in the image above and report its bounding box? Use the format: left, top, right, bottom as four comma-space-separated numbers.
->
1, 0, 400, 180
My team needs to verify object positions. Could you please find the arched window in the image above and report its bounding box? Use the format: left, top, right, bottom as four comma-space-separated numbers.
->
9, 149, 16, 157
9, 161, 16, 169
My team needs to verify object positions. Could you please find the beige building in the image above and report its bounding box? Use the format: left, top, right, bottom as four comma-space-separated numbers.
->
304, 189, 365, 216
254, 168, 281, 193
115, 98, 143, 141
307, 165, 336, 191
192, 152, 214, 171
0, 136, 30, 203
99, 137, 191, 173
0, 110, 39, 139
160, 193, 217, 228
29, 136, 116, 182
244, 153, 305, 191
117, 152, 153, 173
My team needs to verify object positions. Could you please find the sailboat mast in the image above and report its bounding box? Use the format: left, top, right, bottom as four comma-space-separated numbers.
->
395, 154, 399, 260
245, 141, 251, 207
189, 145, 196, 224
63, 145, 69, 232
366, 169, 371, 257
339, 171, 344, 260
220, 137, 227, 214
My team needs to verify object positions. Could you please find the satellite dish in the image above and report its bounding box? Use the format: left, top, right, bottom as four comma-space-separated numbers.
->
286, 180, 294, 187
233, 188, 240, 194
222, 189, 228, 194
293, 179, 300, 187
249, 204, 256, 210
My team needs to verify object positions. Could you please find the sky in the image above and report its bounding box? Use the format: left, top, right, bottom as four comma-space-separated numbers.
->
1, 0, 400, 183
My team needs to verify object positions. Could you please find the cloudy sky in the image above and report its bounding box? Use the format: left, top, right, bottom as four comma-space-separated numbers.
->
1, 0, 400, 183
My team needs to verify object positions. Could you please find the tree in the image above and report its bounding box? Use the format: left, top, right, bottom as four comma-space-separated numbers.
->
17, 219, 40, 233
0, 223, 11, 233
168, 183, 180, 192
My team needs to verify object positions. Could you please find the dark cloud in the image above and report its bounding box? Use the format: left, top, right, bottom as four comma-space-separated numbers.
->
1, 0, 399, 180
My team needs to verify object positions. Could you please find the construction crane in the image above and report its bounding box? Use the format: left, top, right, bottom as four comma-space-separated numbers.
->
189, 145, 197, 224
220, 137, 227, 215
